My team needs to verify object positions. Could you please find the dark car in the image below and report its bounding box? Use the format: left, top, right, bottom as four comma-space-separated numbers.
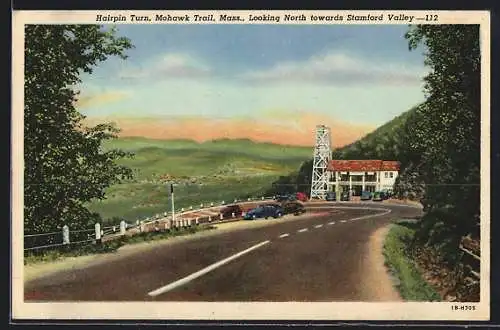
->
244, 205, 283, 220
274, 194, 290, 202
326, 191, 337, 201
261, 203, 282, 209
372, 191, 383, 201
381, 190, 391, 200
219, 204, 242, 219
282, 201, 306, 216
340, 191, 350, 201
360, 191, 372, 201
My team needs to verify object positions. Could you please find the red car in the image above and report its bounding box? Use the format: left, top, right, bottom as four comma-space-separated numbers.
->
296, 192, 308, 202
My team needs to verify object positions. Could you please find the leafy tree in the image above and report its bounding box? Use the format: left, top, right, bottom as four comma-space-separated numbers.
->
400, 25, 481, 251
24, 25, 134, 235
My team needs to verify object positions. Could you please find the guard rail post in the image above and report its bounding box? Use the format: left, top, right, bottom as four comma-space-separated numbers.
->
95, 223, 101, 244
120, 221, 126, 235
62, 225, 70, 245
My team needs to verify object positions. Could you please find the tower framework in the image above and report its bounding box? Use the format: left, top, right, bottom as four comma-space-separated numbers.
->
310, 125, 332, 200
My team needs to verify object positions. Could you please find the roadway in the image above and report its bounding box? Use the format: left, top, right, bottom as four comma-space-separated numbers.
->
24, 202, 422, 302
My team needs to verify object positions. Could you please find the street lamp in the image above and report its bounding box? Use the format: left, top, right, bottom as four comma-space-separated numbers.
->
170, 183, 175, 222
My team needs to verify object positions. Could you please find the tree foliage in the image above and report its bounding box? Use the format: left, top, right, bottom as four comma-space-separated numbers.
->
24, 25, 135, 235
400, 25, 481, 249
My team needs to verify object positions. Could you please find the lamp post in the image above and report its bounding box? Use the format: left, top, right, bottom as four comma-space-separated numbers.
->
170, 183, 175, 222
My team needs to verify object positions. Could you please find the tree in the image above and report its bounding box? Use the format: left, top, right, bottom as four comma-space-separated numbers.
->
402, 25, 481, 249
24, 25, 135, 235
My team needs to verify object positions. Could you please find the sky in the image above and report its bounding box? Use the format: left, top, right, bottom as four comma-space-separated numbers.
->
77, 24, 428, 147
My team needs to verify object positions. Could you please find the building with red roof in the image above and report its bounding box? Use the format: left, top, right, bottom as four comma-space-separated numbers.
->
327, 160, 400, 196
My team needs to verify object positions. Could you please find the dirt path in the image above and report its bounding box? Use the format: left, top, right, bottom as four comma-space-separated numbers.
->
360, 224, 402, 301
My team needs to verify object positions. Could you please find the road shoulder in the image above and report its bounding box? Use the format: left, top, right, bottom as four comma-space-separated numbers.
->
361, 224, 402, 301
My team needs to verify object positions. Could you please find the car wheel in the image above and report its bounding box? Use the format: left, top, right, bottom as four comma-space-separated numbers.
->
278, 212, 282, 217
252, 215, 256, 220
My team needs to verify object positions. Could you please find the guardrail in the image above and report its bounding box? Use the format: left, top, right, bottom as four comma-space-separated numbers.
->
24, 196, 276, 252
458, 238, 480, 284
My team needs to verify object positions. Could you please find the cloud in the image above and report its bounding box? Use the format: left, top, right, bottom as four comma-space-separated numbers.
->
239, 52, 427, 86
76, 91, 129, 108
118, 53, 212, 81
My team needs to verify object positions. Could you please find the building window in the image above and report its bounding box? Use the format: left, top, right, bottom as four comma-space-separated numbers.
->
390, 172, 394, 178
384, 172, 388, 178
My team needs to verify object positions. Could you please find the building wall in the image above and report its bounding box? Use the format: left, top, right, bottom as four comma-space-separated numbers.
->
378, 170, 398, 190
328, 170, 398, 193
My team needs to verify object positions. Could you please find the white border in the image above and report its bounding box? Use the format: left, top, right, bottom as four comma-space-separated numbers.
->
11, 10, 491, 321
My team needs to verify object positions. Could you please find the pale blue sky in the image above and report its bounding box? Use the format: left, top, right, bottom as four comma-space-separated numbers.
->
78, 24, 428, 126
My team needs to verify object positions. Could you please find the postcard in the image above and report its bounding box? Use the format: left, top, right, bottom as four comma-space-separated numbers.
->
11, 9, 490, 321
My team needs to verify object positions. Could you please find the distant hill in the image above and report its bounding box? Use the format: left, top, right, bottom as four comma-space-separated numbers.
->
332, 106, 416, 163
88, 136, 312, 221
104, 136, 313, 161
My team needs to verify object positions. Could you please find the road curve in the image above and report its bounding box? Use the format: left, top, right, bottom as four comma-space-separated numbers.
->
24, 202, 422, 302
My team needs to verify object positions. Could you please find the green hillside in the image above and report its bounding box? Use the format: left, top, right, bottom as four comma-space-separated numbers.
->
87, 138, 312, 223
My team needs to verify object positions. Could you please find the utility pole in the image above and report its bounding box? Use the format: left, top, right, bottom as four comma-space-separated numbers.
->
170, 183, 175, 222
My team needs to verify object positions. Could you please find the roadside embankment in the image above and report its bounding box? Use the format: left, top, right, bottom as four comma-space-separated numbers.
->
382, 220, 441, 301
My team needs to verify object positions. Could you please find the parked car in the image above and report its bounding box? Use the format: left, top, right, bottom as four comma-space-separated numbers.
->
244, 205, 283, 220
261, 203, 282, 209
326, 191, 337, 201
296, 192, 308, 202
219, 204, 242, 219
275, 194, 291, 202
340, 191, 350, 201
381, 190, 391, 200
360, 191, 372, 201
282, 201, 306, 216
372, 191, 383, 201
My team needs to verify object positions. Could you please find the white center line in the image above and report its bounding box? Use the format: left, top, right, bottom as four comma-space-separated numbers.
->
147, 240, 271, 297
297, 228, 308, 233
340, 220, 347, 223
279, 233, 289, 238
327, 221, 336, 225
314, 224, 323, 228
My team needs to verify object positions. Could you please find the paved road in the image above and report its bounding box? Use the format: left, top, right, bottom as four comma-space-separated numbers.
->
24, 203, 422, 302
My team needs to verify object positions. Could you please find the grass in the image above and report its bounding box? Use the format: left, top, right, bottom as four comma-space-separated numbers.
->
383, 220, 442, 301
24, 224, 216, 266
86, 137, 311, 224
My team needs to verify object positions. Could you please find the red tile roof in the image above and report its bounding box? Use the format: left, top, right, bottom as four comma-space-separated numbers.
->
327, 160, 400, 172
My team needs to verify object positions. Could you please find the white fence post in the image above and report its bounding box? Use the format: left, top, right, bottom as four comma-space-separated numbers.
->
220, 213, 223, 220
261, 196, 265, 200
221, 201, 225, 205
62, 225, 70, 245
210, 202, 214, 207
190, 206, 193, 210
181, 207, 184, 212
120, 221, 126, 235
232, 212, 235, 218
196, 217, 199, 225
95, 223, 101, 242
208, 216, 212, 222
200, 203, 204, 208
